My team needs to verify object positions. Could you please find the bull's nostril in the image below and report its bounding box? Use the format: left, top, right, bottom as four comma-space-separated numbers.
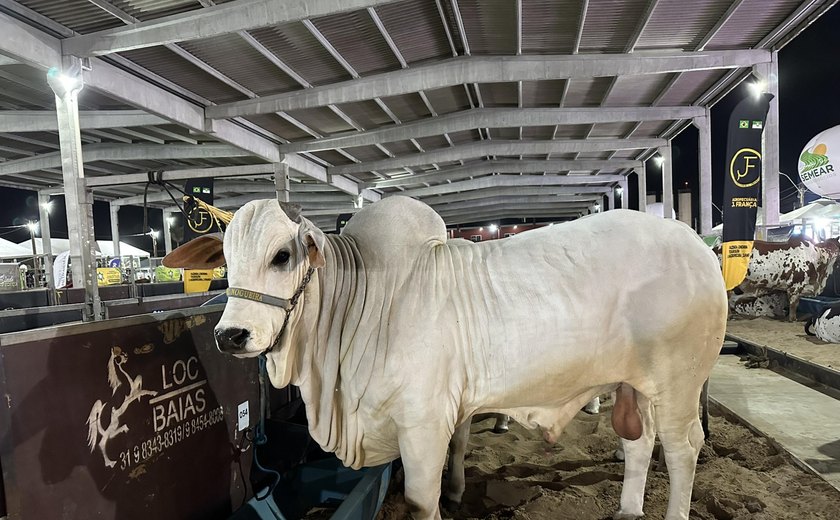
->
215, 327, 251, 351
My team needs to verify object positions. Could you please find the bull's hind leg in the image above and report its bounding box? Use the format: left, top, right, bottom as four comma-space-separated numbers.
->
613, 392, 655, 520
442, 420, 471, 508
655, 390, 706, 520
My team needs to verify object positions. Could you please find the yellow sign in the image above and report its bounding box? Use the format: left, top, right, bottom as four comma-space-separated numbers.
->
184, 269, 213, 293
96, 268, 122, 286
212, 266, 226, 279
729, 148, 761, 188
721, 240, 754, 291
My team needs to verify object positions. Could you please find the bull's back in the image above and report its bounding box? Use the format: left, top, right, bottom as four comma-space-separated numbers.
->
455, 210, 727, 404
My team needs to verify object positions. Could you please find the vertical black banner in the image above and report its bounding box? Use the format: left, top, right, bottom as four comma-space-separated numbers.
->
721, 92, 773, 290
183, 178, 215, 242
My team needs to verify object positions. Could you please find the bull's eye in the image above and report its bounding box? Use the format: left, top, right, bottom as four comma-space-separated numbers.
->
271, 250, 291, 267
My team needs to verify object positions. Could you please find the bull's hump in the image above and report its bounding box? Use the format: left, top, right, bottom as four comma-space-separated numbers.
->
341, 196, 447, 254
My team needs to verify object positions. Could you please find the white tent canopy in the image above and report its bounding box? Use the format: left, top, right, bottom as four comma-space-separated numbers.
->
96, 240, 150, 258
19, 238, 149, 258
0, 238, 33, 259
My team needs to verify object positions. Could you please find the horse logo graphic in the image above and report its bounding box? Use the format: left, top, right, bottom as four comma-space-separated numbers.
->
86, 347, 157, 468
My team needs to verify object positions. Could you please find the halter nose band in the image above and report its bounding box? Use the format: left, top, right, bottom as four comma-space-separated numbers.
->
225, 287, 292, 309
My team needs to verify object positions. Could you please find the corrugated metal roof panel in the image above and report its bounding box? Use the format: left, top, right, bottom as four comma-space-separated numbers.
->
635, 0, 733, 51
113, 0, 200, 21
457, 0, 517, 54
479, 83, 519, 107
448, 129, 482, 145
416, 135, 450, 150
579, 0, 650, 53
379, 93, 431, 123
589, 122, 638, 137
119, 46, 246, 104
552, 124, 592, 139
178, 34, 299, 96
706, 0, 802, 49
631, 120, 671, 137
491, 128, 520, 140
655, 69, 726, 105
311, 10, 402, 76
522, 126, 556, 139
311, 150, 352, 166
285, 107, 354, 136
343, 145, 387, 162
16, 0, 124, 33
521, 80, 566, 107
385, 140, 421, 156
243, 114, 310, 141
611, 150, 640, 159
423, 86, 472, 114
334, 100, 395, 129
247, 23, 351, 86
374, 0, 452, 64
521, 0, 583, 54
604, 74, 674, 106
562, 77, 612, 107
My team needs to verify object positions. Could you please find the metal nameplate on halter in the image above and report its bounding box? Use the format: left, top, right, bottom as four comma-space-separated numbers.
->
226, 287, 291, 309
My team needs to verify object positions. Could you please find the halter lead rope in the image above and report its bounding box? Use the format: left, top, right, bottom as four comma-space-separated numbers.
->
225, 266, 316, 353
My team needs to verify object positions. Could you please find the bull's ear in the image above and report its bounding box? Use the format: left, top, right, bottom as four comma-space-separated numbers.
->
297, 217, 325, 269
162, 233, 226, 269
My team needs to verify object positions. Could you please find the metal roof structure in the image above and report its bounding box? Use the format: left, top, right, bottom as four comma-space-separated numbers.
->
0, 0, 835, 230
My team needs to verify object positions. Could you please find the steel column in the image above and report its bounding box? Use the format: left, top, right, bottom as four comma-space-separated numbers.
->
37, 192, 54, 294
606, 188, 615, 211
636, 164, 647, 213
756, 52, 780, 237
619, 177, 628, 209
659, 144, 674, 219
694, 111, 713, 233
109, 202, 121, 260
48, 66, 101, 321
162, 209, 173, 254
275, 162, 290, 203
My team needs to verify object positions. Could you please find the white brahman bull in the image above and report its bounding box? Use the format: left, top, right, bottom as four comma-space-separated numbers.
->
165, 197, 726, 520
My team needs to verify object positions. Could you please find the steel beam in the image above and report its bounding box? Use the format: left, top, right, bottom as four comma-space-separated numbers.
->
693, 112, 712, 233
419, 188, 600, 205
162, 208, 173, 254
0, 11, 374, 200
429, 196, 596, 212
109, 202, 121, 259
83, 164, 276, 187
331, 139, 665, 176
0, 143, 248, 177
636, 164, 647, 213
397, 176, 615, 198
62, 0, 401, 56
368, 159, 642, 188
0, 110, 167, 132
214, 193, 355, 210
280, 107, 703, 153
205, 51, 771, 119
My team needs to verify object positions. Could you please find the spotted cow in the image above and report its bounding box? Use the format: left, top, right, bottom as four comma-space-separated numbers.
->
805, 303, 840, 342
719, 238, 840, 321
729, 292, 788, 318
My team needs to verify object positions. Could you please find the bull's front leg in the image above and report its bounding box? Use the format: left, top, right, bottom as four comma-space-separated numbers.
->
398, 424, 452, 520
442, 420, 471, 509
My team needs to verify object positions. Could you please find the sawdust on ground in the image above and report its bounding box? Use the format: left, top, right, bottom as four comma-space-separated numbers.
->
375, 401, 840, 520
727, 317, 840, 370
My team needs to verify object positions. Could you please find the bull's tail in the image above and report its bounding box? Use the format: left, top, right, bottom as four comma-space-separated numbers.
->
805, 316, 818, 336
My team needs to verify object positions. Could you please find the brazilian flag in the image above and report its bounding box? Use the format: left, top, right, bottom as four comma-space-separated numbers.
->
183, 178, 215, 241
721, 92, 773, 290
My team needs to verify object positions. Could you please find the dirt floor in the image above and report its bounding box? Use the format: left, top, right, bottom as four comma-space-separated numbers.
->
374, 401, 840, 520
727, 317, 840, 370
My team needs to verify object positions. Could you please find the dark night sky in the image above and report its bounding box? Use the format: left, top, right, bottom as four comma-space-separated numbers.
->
1, 5, 838, 242
637, 4, 840, 226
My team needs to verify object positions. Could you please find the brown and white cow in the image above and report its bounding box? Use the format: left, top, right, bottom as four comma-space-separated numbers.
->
719, 238, 840, 321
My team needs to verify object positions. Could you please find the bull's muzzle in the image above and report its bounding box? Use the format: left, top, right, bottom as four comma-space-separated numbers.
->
214, 326, 251, 353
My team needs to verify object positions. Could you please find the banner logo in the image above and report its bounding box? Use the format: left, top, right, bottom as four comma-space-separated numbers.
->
730, 148, 762, 188
186, 205, 214, 234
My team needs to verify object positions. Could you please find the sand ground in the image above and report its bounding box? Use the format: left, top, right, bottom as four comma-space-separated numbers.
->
727, 317, 840, 370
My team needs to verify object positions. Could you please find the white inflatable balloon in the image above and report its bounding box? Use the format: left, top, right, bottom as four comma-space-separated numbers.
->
645, 202, 677, 219
799, 125, 840, 199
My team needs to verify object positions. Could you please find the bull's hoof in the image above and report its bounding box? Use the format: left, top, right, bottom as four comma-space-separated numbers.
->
613, 513, 642, 520
492, 425, 509, 434
440, 497, 461, 512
